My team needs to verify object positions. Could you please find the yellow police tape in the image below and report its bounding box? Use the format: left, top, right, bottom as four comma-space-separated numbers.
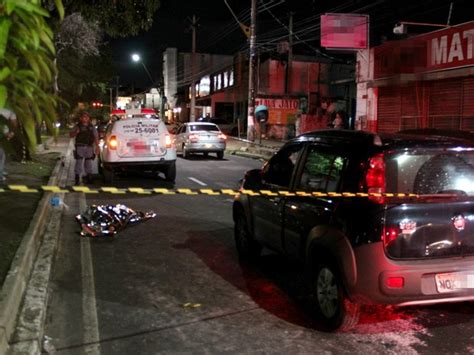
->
0, 184, 421, 198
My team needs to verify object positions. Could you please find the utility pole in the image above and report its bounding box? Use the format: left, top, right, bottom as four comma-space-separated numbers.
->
247, 0, 257, 141
115, 76, 120, 106
447, 2, 454, 25
190, 14, 198, 122
109, 87, 113, 112
286, 12, 294, 94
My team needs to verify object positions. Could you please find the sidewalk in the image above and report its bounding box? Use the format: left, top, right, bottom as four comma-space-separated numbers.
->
226, 137, 285, 160
0, 136, 72, 354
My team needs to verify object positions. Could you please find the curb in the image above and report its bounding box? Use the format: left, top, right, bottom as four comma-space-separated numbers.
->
35, 137, 55, 154
0, 139, 73, 355
229, 150, 267, 161
228, 136, 286, 150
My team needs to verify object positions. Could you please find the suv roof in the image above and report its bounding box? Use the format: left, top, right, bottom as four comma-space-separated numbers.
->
295, 129, 474, 152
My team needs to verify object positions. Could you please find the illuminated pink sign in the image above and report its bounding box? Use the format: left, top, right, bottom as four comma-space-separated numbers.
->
321, 13, 369, 50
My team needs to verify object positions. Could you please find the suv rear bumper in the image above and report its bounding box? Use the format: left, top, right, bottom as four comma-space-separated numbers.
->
349, 242, 474, 306
103, 159, 175, 170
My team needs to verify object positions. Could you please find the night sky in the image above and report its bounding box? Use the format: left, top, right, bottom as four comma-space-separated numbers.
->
110, 0, 474, 88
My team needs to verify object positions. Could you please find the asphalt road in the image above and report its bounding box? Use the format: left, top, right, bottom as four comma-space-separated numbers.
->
44, 153, 474, 354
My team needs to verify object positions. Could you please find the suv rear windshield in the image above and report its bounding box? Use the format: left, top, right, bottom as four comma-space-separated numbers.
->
189, 124, 219, 132
386, 148, 474, 196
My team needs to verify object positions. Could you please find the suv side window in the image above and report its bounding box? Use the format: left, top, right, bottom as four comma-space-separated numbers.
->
262, 144, 303, 188
298, 146, 345, 192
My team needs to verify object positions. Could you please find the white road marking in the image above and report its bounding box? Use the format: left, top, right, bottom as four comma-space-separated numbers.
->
79, 194, 101, 354
188, 177, 207, 186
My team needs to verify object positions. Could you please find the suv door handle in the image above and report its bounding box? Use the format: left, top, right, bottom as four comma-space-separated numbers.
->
269, 197, 282, 204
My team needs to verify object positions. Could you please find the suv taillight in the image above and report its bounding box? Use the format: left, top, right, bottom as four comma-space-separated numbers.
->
108, 135, 118, 150
364, 154, 385, 203
218, 133, 227, 141
188, 134, 199, 142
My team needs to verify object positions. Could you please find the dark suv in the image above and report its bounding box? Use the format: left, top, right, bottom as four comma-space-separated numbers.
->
233, 129, 474, 331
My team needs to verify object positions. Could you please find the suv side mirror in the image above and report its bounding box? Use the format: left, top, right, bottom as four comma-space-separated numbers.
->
242, 169, 263, 190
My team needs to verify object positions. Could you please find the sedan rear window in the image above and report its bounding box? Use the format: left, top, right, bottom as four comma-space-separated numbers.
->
189, 124, 219, 132
386, 149, 474, 195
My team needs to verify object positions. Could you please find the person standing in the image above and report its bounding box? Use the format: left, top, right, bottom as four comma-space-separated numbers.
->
0, 114, 14, 183
332, 111, 348, 129
70, 112, 99, 185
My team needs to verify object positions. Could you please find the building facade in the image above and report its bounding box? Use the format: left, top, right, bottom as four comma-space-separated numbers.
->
357, 21, 474, 133
164, 47, 355, 139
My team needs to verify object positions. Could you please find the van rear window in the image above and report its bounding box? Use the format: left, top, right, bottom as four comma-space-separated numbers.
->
386, 149, 474, 195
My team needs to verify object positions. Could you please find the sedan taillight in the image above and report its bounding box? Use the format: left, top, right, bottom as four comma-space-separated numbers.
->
188, 134, 199, 142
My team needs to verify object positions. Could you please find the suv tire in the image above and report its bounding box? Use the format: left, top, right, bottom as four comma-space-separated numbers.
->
164, 162, 176, 182
311, 260, 360, 331
217, 151, 224, 159
102, 166, 114, 183
234, 209, 261, 260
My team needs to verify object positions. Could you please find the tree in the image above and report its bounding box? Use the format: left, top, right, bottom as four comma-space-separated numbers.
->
54, 12, 101, 94
0, 0, 64, 152
63, 0, 161, 37
57, 47, 114, 112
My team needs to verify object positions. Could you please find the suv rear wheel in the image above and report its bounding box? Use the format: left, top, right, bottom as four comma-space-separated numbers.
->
217, 151, 224, 159
234, 209, 261, 260
102, 166, 114, 183
164, 162, 176, 182
311, 260, 360, 331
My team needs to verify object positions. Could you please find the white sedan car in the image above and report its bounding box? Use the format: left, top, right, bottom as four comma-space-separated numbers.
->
175, 122, 227, 159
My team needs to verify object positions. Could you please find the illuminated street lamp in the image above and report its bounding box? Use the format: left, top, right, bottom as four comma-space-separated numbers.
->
131, 53, 154, 85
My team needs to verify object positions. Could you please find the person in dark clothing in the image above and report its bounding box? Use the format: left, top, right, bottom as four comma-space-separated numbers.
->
331, 111, 349, 129
70, 112, 99, 185
0, 114, 15, 183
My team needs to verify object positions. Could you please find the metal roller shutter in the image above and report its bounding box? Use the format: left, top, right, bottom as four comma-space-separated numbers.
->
378, 86, 401, 133
401, 84, 420, 130
462, 78, 474, 131
429, 79, 461, 130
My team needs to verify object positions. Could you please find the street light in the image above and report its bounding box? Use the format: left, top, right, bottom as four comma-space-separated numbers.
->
131, 53, 154, 85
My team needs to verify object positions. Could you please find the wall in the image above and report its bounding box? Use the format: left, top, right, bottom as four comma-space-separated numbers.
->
163, 48, 178, 109
356, 48, 377, 131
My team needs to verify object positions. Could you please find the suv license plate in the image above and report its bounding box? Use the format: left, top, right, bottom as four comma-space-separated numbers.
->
435, 272, 474, 293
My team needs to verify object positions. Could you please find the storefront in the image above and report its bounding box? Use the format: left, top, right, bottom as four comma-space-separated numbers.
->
358, 20, 474, 133
255, 97, 300, 138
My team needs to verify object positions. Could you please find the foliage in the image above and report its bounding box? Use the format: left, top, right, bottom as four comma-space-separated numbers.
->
62, 0, 161, 37
57, 46, 114, 110
56, 12, 100, 57
54, 12, 103, 97
0, 0, 64, 152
